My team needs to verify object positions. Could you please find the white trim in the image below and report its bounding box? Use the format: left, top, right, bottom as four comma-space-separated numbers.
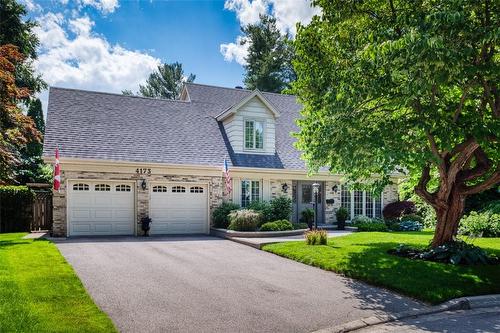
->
243, 117, 266, 152
215, 90, 281, 121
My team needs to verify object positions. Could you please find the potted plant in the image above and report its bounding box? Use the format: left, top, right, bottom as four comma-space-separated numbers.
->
300, 208, 315, 230
336, 207, 348, 230
140, 216, 152, 236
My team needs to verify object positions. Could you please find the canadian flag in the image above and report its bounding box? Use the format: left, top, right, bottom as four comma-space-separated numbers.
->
53, 148, 61, 191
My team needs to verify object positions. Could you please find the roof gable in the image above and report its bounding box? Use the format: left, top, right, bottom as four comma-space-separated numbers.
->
215, 90, 280, 121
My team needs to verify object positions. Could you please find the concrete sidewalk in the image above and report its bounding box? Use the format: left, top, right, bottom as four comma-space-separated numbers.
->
227, 230, 353, 249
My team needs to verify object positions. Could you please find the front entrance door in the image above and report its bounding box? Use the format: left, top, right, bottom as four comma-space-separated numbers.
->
297, 181, 324, 224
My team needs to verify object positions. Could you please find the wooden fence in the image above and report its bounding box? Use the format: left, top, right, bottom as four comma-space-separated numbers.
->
30, 190, 53, 231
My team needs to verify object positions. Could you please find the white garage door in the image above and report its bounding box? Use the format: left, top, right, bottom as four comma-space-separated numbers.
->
149, 183, 208, 234
68, 181, 135, 236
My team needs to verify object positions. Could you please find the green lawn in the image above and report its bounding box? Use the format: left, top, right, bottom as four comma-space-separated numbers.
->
263, 231, 500, 304
0, 233, 116, 332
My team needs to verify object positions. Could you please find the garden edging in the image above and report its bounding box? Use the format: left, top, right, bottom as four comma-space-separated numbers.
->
210, 227, 307, 238
312, 294, 500, 333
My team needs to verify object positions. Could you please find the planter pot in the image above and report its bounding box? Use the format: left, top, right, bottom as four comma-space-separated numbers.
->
337, 220, 346, 230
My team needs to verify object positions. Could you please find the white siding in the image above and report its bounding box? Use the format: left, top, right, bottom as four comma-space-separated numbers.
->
223, 96, 276, 155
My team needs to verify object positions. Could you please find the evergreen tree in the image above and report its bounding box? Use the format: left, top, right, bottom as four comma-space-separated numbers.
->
137, 62, 195, 99
241, 15, 295, 93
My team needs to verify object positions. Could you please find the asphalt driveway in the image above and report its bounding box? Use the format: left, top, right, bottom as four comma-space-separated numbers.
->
56, 236, 425, 333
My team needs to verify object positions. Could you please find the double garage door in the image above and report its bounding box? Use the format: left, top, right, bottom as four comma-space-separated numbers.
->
68, 181, 208, 236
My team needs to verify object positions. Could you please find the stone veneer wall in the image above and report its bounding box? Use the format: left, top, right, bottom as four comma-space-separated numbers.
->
269, 179, 293, 200
324, 181, 342, 224
53, 170, 224, 237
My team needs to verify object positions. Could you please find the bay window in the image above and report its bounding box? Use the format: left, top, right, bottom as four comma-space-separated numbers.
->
340, 186, 383, 220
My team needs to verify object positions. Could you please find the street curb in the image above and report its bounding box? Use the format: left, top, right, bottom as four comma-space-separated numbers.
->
312, 294, 500, 333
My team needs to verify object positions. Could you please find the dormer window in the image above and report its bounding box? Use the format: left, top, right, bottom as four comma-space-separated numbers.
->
244, 120, 264, 150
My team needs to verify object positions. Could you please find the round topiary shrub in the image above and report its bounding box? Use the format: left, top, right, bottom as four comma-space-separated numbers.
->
383, 201, 417, 220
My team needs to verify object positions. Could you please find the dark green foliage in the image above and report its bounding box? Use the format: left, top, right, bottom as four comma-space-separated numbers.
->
269, 196, 292, 221
390, 241, 498, 265
0, 0, 45, 94
465, 188, 500, 214
460, 211, 500, 238
481, 201, 500, 214
212, 201, 240, 229
353, 217, 388, 232
17, 98, 49, 184
228, 209, 261, 231
241, 15, 295, 93
134, 62, 195, 99
335, 207, 349, 222
292, 223, 309, 230
248, 200, 272, 224
400, 214, 424, 224
299, 208, 314, 228
397, 221, 423, 232
0, 186, 34, 232
305, 229, 328, 245
260, 220, 293, 232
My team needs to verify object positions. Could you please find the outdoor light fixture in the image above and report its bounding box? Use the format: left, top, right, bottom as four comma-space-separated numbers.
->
141, 179, 147, 190
332, 185, 338, 193
281, 183, 289, 193
312, 183, 320, 195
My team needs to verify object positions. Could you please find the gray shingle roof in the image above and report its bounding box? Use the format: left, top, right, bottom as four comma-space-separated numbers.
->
43, 83, 306, 169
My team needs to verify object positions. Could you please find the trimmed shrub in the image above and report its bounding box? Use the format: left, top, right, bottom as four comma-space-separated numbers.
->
212, 202, 240, 229
336, 207, 349, 229
260, 220, 293, 232
383, 201, 417, 220
269, 196, 292, 221
292, 223, 309, 230
354, 217, 388, 232
481, 201, 500, 214
459, 211, 500, 238
400, 214, 424, 224
0, 186, 34, 233
248, 200, 272, 224
305, 229, 328, 245
228, 209, 261, 231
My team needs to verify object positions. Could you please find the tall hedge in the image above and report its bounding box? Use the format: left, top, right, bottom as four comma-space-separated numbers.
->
0, 186, 34, 233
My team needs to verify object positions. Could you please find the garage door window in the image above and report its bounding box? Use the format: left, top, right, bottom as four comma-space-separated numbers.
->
152, 185, 168, 193
116, 184, 131, 192
172, 186, 186, 193
95, 184, 110, 191
73, 183, 89, 191
190, 186, 204, 193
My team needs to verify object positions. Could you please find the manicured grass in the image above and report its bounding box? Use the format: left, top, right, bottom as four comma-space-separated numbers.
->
262, 231, 500, 304
0, 233, 116, 332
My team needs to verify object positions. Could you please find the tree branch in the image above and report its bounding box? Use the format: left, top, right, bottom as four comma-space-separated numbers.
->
461, 166, 500, 195
414, 164, 437, 206
458, 146, 492, 182
453, 83, 470, 122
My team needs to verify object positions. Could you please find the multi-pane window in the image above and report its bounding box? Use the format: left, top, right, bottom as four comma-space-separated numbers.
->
244, 120, 264, 149
353, 190, 364, 217
95, 184, 110, 191
341, 185, 351, 219
365, 192, 373, 217
340, 186, 383, 220
152, 186, 168, 193
172, 186, 186, 193
241, 180, 260, 207
190, 186, 204, 193
375, 196, 382, 218
73, 183, 89, 191
301, 184, 312, 204
116, 184, 131, 192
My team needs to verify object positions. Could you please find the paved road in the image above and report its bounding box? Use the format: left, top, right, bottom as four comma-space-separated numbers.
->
56, 236, 424, 333
354, 307, 500, 332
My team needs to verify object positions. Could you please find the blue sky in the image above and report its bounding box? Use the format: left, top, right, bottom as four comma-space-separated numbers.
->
23, 0, 319, 112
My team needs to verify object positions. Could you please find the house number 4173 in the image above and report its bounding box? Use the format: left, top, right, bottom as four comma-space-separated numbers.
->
136, 168, 151, 175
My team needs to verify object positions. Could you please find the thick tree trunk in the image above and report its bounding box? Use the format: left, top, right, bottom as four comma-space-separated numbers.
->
431, 187, 465, 247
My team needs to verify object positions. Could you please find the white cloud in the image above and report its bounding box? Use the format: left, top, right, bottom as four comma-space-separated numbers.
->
21, 0, 42, 12
220, 0, 320, 65
224, 0, 268, 26
75, 0, 119, 14
220, 36, 249, 65
34, 12, 159, 113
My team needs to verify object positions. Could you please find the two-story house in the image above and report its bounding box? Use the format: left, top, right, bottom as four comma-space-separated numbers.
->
43, 83, 399, 237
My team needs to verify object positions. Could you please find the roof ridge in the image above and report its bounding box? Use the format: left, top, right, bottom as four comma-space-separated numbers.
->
49, 87, 192, 104
185, 82, 297, 98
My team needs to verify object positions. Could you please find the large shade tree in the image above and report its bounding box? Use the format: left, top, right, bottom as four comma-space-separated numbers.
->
293, 0, 499, 247
242, 14, 295, 93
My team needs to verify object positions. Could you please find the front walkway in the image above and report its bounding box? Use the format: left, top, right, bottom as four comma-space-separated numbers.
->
229, 230, 353, 249
56, 236, 425, 333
